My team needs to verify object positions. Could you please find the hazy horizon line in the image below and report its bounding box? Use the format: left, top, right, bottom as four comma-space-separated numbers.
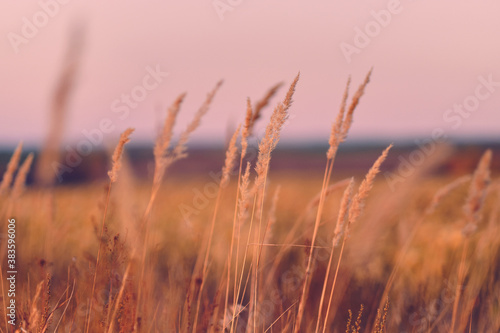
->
1, 135, 499, 152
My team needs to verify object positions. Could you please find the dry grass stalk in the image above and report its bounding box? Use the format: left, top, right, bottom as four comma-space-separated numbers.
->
227, 98, 254, 324
53, 280, 76, 332
0, 142, 23, 196
304, 178, 352, 213
347, 144, 392, 232
142, 84, 222, 331
372, 298, 389, 332
193, 123, 242, 333
254, 73, 299, 190
326, 69, 372, 160
251, 77, 299, 307
113, 150, 141, 251
138, 89, 214, 321
261, 178, 351, 271
261, 178, 354, 302
341, 69, 372, 137
234, 162, 252, 262
316, 178, 354, 332
225, 100, 252, 327
234, 162, 252, 260
321, 146, 391, 333
256, 186, 281, 309
241, 98, 253, 159
228, 162, 252, 333
451, 150, 493, 332
108, 128, 135, 183
229, 84, 289, 316
264, 301, 297, 333
327, 77, 350, 160
249, 82, 284, 135
153, 93, 186, 184
26, 280, 45, 331
107, 257, 134, 333
451, 240, 469, 333
296, 71, 373, 333
222, 304, 246, 331
142, 93, 189, 222
332, 178, 355, 247
345, 310, 353, 333
379, 298, 389, 332
148, 84, 221, 215
11, 153, 34, 200
171, 80, 223, 162
377, 174, 472, 315
35, 28, 82, 186
353, 304, 364, 333
248, 74, 298, 331
87, 128, 134, 333
426, 175, 472, 215
263, 186, 280, 245
342, 305, 364, 333
221, 125, 241, 187
462, 149, 492, 236
238, 162, 252, 227
372, 298, 389, 333
221, 124, 243, 332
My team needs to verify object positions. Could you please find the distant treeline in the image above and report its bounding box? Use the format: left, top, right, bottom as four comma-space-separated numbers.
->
0, 142, 499, 185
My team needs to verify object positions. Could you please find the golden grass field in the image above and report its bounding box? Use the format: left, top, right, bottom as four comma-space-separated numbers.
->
1, 72, 499, 332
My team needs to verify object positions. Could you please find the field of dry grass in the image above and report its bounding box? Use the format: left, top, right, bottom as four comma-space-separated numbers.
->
1, 72, 499, 332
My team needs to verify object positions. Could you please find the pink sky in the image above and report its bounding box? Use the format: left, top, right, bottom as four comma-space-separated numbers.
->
1, 1, 500, 147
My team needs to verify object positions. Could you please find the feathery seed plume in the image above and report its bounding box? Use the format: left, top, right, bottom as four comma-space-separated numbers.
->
108, 128, 134, 183
462, 149, 492, 236
327, 68, 372, 161
237, 162, 252, 227
305, 178, 352, 212
341, 69, 372, 136
12, 153, 34, 199
254, 73, 299, 190
347, 144, 392, 229
249, 82, 284, 135
426, 175, 471, 215
221, 125, 241, 187
154, 93, 186, 161
171, 80, 223, 162
332, 178, 355, 246
263, 186, 280, 245
327, 77, 351, 159
0, 142, 23, 196
241, 98, 253, 160
153, 93, 186, 183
